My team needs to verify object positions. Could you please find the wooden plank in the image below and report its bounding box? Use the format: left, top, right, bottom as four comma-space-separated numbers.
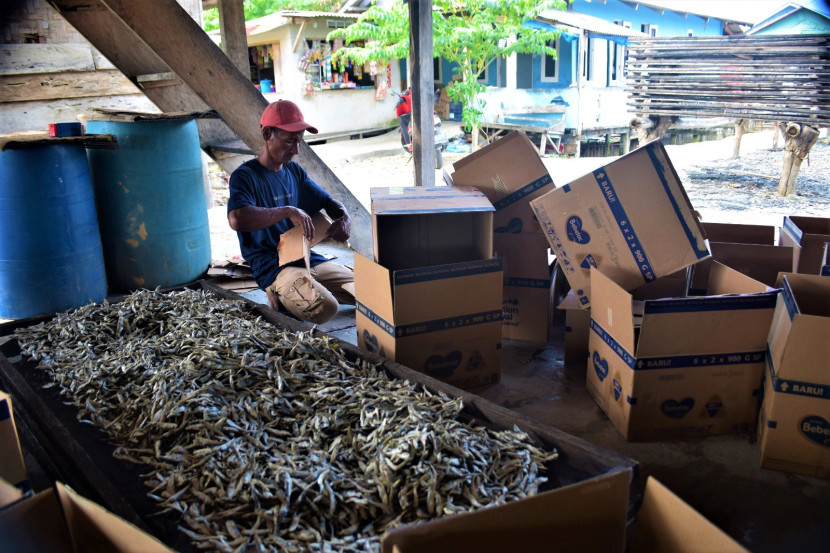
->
0, 95, 157, 135
0, 44, 95, 74
50, 0, 373, 258
409, 0, 436, 186
0, 70, 140, 102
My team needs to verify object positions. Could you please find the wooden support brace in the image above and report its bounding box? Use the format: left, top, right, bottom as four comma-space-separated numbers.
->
777, 123, 819, 196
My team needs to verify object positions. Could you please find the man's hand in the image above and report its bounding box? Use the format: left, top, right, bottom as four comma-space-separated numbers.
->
327, 213, 351, 243
287, 207, 314, 241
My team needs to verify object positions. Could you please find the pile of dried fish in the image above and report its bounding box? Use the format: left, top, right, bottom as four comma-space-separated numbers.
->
16, 288, 558, 552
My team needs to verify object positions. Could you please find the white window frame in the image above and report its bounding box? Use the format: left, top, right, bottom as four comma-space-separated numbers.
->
641, 23, 659, 37
582, 37, 597, 82
608, 20, 629, 85
541, 37, 560, 83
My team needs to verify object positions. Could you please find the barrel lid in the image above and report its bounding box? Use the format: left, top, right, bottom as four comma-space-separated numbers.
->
0, 132, 118, 151
78, 108, 220, 122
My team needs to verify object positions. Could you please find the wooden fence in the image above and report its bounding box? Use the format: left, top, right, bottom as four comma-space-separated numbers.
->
625, 34, 830, 126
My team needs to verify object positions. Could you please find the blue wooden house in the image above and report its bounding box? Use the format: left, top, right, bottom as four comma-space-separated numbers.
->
433, 0, 740, 154
747, 1, 830, 35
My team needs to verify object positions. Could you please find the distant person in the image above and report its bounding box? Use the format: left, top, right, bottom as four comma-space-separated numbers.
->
227, 100, 353, 324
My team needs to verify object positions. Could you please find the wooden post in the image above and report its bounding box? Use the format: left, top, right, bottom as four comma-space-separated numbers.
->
630, 116, 675, 147
217, 0, 249, 78
778, 123, 820, 196
408, 0, 435, 187
621, 130, 630, 155
732, 119, 748, 158
604, 133, 611, 157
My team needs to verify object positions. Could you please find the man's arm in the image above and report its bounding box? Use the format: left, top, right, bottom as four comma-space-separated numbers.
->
324, 198, 351, 243
228, 205, 315, 240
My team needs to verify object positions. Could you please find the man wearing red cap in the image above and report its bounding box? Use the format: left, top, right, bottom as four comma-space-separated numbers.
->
227, 100, 354, 324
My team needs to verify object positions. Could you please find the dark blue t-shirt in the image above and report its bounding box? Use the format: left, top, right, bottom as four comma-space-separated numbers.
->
227, 159, 331, 290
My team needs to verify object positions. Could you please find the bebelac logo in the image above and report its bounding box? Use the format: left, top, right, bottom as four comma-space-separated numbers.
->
800, 415, 830, 447
593, 351, 609, 382
566, 215, 591, 244
363, 330, 379, 354
425, 351, 462, 378
662, 398, 695, 419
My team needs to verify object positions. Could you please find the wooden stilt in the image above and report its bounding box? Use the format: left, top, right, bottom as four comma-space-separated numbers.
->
732, 119, 748, 158
777, 123, 819, 196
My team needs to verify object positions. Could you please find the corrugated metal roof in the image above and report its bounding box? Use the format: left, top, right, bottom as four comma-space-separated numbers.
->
538, 9, 649, 37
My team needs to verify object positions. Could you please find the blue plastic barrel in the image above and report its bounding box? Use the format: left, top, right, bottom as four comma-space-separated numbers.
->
85, 119, 211, 292
0, 143, 108, 318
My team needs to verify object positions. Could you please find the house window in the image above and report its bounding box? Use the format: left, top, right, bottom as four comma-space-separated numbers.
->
609, 21, 628, 85
582, 37, 597, 81
434, 57, 443, 83
687, 29, 694, 37
541, 37, 560, 83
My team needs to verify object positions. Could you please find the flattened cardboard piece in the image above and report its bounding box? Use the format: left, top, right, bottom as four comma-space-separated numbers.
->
370, 186, 494, 271
355, 254, 504, 389
56, 482, 173, 553
629, 477, 749, 553
758, 273, 830, 478
779, 215, 830, 274
447, 131, 556, 235
688, 222, 794, 294
0, 489, 73, 552
277, 212, 333, 265
0, 478, 23, 508
530, 141, 709, 308
381, 469, 631, 553
0, 391, 28, 492
494, 233, 552, 342
587, 263, 777, 441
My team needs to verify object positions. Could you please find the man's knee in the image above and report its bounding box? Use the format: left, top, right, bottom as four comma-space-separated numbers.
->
303, 296, 339, 324
270, 272, 339, 324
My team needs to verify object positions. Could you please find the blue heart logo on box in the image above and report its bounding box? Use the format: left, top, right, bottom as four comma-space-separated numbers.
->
613, 378, 622, 401
425, 351, 462, 378
800, 415, 830, 448
662, 398, 695, 419
566, 216, 591, 244
580, 254, 597, 270
705, 401, 723, 417
592, 351, 608, 382
363, 330, 379, 354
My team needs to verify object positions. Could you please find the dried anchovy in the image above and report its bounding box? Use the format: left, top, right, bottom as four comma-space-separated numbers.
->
15, 288, 558, 552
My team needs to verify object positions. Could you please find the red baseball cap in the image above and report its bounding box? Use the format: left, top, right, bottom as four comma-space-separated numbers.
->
260, 100, 318, 134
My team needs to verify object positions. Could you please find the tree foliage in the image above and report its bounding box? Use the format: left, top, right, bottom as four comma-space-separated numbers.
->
328, 0, 566, 142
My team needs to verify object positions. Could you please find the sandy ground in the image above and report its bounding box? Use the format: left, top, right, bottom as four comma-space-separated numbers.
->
208, 126, 830, 261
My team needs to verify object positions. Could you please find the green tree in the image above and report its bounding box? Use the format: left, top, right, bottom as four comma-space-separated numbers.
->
203, 0, 341, 32
328, 0, 565, 150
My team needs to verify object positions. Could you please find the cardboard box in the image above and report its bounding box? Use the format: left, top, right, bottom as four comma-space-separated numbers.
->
587, 263, 778, 441
689, 222, 795, 294
494, 233, 551, 343
380, 469, 747, 553
446, 131, 556, 235
370, 186, 494, 271
0, 481, 173, 552
0, 391, 28, 494
779, 215, 830, 274
530, 140, 709, 308
277, 212, 332, 266
758, 273, 830, 479
354, 253, 504, 389
557, 290, 592, 368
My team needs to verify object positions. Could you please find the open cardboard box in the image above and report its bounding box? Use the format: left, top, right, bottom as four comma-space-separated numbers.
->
758, 273, 830, 479
370, 186, 494, 271
587, 262, 778, 441
689, 221, 795, 294
779, 215, 830, 275
530, 140, 709, 309
355, 254, 504, 389
557, 290, 592, 368
0, 390, 28, 494
494, 233, 552, 343
381, 468, 747, 553
445, 131, 556, 235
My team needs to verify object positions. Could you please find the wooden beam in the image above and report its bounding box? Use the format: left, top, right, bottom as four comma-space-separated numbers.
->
408, 0, 435, 187
292, 20, 307, 53
0, 70, 140, 102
